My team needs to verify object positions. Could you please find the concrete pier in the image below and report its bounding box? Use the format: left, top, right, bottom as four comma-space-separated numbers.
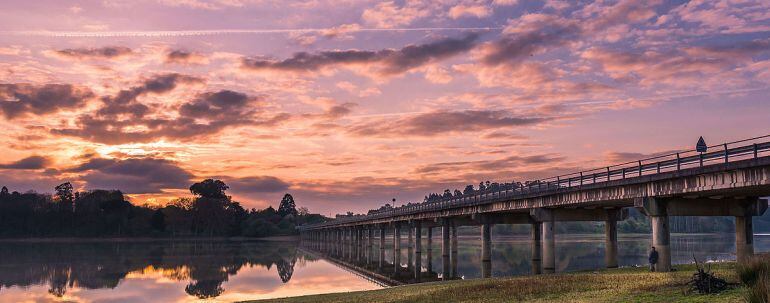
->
394, 223, 401, 274
736, 215, 754, 263
531, 222, 542, 275
414, 221, 422, 280
542, 220, 555, 274
427, 227, 433, 273
651, 215, 671, 272
605, 210, 619, 268
481, 223, 492, 278
407, 224, 414, 270
367, 227, 374, 264
450, 223, 458, 278
379, 227, 385, 269
442, 221, 450, 280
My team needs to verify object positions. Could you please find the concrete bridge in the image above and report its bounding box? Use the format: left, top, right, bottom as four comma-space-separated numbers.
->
299, 137, 770, 277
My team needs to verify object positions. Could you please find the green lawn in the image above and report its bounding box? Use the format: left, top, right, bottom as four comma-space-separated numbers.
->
245, 262, 748, 303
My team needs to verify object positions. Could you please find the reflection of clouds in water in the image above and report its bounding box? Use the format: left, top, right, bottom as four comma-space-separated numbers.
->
0, 241, 366, 302
212, 258, 379, 301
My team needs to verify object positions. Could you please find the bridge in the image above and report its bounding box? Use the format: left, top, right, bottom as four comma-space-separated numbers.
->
299, 136, 770, 278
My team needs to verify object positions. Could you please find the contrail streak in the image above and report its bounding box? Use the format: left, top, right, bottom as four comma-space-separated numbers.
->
0, 27, 502, 38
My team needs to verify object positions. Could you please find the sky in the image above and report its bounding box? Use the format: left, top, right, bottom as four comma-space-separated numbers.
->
0, 0, 769, 216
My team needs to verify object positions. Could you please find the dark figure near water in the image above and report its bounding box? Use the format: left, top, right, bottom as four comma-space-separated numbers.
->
648, 246, 659, 272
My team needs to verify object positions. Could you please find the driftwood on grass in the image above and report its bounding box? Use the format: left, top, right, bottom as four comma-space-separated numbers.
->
686, 256, 730, 294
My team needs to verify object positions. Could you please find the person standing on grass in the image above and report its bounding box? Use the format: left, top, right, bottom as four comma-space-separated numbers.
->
648, 246, 659, 272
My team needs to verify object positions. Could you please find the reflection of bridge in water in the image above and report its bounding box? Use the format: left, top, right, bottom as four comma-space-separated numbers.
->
301, 136, 770, 279
300, 236, 451, 285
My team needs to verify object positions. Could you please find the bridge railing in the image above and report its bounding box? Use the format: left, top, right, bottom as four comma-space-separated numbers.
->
301, 135, 770, 230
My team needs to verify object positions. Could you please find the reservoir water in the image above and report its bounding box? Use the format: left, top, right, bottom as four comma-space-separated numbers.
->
0, 233, 767, 302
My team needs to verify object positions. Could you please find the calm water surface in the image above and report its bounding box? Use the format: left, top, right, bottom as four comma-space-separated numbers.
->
1, 234, 768, 302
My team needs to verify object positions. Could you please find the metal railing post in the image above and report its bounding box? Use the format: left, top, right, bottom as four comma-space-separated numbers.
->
606, 167, 610, 181
755, 143, 759, 158
724, 143, 728, 163
676, 153, 681, 170
579, 172, 583, 186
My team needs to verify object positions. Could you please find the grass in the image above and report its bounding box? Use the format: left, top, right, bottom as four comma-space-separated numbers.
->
245, 263, 749, 303
738, 254, 770, 303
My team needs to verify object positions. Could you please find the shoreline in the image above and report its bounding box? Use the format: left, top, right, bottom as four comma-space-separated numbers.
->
244, 262, 746, 303
0, 235, 300, 243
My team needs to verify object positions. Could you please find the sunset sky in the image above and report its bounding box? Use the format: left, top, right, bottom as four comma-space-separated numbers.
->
0, 0, 769, 215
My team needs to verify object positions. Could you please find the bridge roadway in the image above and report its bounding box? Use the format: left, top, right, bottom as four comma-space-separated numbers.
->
299, 137, 770, 276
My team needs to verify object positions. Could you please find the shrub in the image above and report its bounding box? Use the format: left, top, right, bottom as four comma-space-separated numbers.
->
738, 254, 770, 286
745, 275, 769, 303
739, 254, 770, 303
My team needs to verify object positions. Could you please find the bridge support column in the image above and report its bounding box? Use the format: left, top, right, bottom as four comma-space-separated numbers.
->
736, 216, 754, 263
427, 227, 433, 273
356, 227, 366, 261
450, 222, 458, 278
408, 224, 414, 270
349, 227, 355, 260
394, 222, 401, 275
379, 227, 385, 269
651, 214, 671, 272
481, 223, 492, 278
335, 230, 340, 256
358, 227, 364, 261
414, 221, 422, 281
605, 209, 619, 269
353, 228, 359, 261
639, 198, 672, 272
367, 227, 374, 264
542, 219, 556, 274
531, 222, 542, 275
442, 221, 450, 280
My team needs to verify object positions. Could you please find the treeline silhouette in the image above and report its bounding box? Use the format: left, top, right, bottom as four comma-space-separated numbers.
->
0, 241, 308, 299
0, 179, 328, 238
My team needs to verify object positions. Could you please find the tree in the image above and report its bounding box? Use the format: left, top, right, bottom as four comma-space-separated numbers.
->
189, 179, 229, 199
151, 209, 166, 232
0, 186, 8, 196
55, 182, 74, 204
463, 184, 475, 195
278, 194, 297, 217
189, 180, 231, 236
54, 182, 74, 213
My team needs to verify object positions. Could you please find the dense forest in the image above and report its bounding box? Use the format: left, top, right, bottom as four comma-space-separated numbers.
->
0, 179, 328, 238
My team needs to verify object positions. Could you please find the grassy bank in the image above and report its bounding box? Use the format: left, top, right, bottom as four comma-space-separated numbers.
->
247, 262, 748, 303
